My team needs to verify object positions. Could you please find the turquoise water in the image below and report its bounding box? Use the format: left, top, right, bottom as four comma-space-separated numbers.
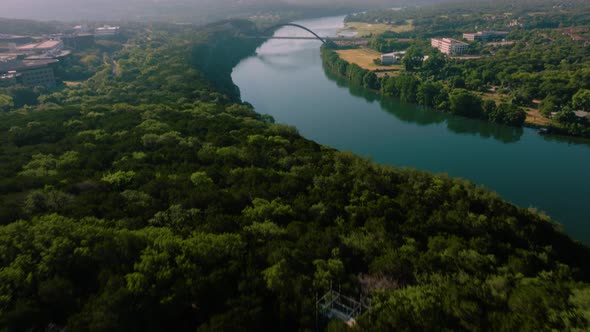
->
232, 16, 590, 243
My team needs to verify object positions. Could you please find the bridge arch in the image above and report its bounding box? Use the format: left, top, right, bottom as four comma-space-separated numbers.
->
263, 23, 326, 44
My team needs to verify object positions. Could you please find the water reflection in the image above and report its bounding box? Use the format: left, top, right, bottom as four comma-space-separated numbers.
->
446, 116, 524, 144
540, 132, 590, 147
257, 54, 306, 71
323, 68, 524, 143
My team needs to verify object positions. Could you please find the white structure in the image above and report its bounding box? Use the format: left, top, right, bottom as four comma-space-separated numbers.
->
380, 51, 406, 65
431, 38, 469, 55
17, 40, 64, 55
95, 25, 120, 37
463, 31, 509, 41
0, 71, 20, 87
73, 25, 89, 33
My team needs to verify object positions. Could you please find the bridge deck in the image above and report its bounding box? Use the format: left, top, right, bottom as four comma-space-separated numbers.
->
247, 36, 370, 41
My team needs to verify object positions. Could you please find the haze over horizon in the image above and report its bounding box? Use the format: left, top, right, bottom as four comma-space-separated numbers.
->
0, 0, 434, 22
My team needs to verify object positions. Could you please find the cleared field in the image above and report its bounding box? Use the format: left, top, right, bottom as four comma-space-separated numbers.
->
336, 48, 403, 72
478, 91, 511, 104
64, 81, 83, 87
391, 20, 414, 33
525, 109, 551, 126
337, 21, 413, 37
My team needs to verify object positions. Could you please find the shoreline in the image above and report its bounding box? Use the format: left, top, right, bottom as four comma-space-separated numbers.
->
324, 46, 590, 142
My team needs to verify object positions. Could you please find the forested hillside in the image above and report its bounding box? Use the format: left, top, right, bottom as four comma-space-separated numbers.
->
1, 20, 590, 331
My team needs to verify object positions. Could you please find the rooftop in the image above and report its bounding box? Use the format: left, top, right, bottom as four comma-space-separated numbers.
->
0, 34, 28, 40
96, 26, 120, 31
0, 58, 58, 72
433, 38, 468, 45
25, 50, 71, 60
17, 40, 62, 50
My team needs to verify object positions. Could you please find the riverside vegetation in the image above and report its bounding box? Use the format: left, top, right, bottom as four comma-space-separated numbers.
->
324, 0, 590, 137
1, 17, 590, 332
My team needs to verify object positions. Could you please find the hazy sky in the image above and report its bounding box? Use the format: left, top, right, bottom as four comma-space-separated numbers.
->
1, 0, 402, 21
1, 0, 263, 21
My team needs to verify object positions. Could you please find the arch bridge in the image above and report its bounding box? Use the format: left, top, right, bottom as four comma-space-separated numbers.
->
262, 23, 327, 44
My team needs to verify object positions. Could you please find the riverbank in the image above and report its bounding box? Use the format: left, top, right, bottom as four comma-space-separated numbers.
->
322, 47, 529, 127
323, 46, 590, 139
233, 15, 590, 244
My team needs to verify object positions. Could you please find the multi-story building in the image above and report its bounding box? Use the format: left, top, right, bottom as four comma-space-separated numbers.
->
62, 33, 95, 49
0, 58, 58, 88
431, 38, 469, 55
19, 62, 57, 88
463, 31, 509, 41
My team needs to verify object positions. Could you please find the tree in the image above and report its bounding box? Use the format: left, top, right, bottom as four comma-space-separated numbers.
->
417, 81, 445, 109
402, 46, 424, 71
363, 71, 379, 90
540, 95, 560, 116
7, 85, 39, 108
396, 74, 420, 103
422, 51, 445, 77
554, 109, 577, 124
190, 171, 214, 189
0, 94, 14, 111
449, 89, 483, 118
449, 76, 466, 89
488, 103, 527, 126
573, 89, 590, 111
381, 76, 399, 97
482, 99, 497, 116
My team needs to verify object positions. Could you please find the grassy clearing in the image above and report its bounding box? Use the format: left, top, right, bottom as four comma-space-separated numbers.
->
338, 21, 413, 37
64, 81, 83, 87
525, 109, 551, 126
478, 91, 511, 104
376, 71, 401, 78
336, 48, 403, 72
391, 20, 414, 33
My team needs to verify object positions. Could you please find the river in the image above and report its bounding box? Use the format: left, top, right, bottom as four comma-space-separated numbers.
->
232, 15, 590, 244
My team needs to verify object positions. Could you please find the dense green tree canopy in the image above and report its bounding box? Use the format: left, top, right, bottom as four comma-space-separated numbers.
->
0, 14, 590, 332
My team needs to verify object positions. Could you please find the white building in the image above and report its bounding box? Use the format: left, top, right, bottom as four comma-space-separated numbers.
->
73, 25, 89, 33
463, 31, 509, 41
0, 71, 20, 87
95, 26, 120, 37
380, 51, 406, 65
431, 38, 469, 55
